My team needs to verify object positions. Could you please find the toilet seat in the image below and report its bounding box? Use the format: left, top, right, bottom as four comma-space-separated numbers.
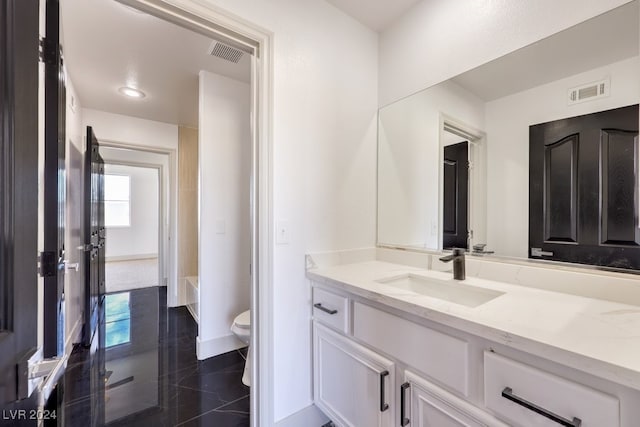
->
234, 310, 250, 329
230, 309, 251, 386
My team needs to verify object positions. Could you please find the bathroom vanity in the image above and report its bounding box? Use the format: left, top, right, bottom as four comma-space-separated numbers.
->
308, 254, 640, 426
309, 2, 640, 425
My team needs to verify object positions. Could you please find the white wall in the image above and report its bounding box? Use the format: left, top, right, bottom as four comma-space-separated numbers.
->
197, 71, 251, 358
83, 108, 180, 305
82, 108, 178, 150
197, 0, 379, 421
485, 56, 640, 258
379, 0, 633, 106
378, 80, 484, 249
64, 73, 85, 349
103, 163, 159, 259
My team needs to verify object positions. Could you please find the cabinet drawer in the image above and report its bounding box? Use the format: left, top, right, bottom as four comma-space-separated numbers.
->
353, 302, 469, 396
312, 287, 349, 333
404, 371, 508, 427
484, 351, 619, 427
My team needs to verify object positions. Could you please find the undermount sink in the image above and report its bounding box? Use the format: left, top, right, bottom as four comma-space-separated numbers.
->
376, 273, 504, 308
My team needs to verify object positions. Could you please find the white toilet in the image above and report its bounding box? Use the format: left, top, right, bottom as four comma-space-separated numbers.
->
231, 310, 251, 386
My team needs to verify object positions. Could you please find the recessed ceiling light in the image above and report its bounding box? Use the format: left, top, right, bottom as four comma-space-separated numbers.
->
118, 86, 146, 99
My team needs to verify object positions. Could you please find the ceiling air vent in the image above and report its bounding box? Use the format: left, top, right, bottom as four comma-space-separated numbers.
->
568, 78, 610, 105
208, 41, 244, 63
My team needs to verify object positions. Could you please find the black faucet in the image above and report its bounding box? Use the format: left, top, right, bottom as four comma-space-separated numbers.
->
439, 248, 466, 280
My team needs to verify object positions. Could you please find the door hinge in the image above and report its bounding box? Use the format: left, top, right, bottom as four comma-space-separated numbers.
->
38, 251, 57, 277
39, 37, 57, 65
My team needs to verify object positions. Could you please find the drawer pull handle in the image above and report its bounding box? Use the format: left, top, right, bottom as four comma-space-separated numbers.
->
501, 387, 581, 427
313, 303, 337, 315
379, 370, 389, 412
400, 382, 410, 426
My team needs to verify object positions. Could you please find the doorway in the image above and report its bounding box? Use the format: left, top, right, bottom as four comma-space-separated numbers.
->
103, 162, 161, 293
1, 0, 273, 425
59, 0, 269, 424
440, 116, 487, 252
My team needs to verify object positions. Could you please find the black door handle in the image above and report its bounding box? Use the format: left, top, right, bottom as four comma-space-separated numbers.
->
379, 370, 389, 412
313, 303, 337, 315
501, 387, 581, 427
400, 382, 410, 426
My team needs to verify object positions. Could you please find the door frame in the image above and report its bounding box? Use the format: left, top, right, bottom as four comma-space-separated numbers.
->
0, 0, 40, 406
102, 159, 165, 294
439, 114, 486, 252
116, 2, 273, 425
99, 140, 175, 303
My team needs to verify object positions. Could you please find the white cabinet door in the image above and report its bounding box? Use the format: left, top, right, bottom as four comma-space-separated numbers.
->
403, 371, 508, 427
314, 322, 395, 427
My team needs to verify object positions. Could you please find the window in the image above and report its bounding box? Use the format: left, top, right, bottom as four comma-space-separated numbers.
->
105, 174, 131, 227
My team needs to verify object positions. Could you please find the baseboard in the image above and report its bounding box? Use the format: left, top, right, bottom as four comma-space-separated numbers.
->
105, 254, 158, 262
186, 303, 199, 324
65, 315, 83, 356
196, 334, 244, 360
275, 404, 330, 427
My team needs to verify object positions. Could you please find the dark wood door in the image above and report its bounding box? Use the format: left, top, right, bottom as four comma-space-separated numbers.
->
0, 0, 40, 406
84, 127, 105, 347
442, 141, 469, 250
529, 104, 639, 269
43, 0, 66, 359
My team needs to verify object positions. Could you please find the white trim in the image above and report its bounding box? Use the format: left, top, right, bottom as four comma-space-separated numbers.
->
118, 2, 274, 425
105, 254, 158, 262
274, 405, 330, 427
196, 334, 245, 360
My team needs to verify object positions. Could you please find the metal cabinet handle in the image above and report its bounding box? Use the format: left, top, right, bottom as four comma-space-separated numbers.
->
379, 370, 389, 412
531, 247, 554, 257
313, 303, 337, 315
400, 382, 410, 426
501, 387, 581, 427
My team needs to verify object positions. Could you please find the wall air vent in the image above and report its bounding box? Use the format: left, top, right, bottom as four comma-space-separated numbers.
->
568, 78, 610, 105
208, 41, 244, 63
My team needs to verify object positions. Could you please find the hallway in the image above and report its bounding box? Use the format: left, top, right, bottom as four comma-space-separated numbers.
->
59, 288, 249, 426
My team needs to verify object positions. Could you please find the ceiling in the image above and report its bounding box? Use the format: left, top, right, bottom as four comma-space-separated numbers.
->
60, 0, 251, 127
326, 0, 422, 31
452, 0, 639, 101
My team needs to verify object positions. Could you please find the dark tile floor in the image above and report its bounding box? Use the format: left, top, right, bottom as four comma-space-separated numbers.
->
58, 287, 250, 426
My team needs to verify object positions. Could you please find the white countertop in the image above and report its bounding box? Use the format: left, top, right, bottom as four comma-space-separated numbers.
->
307, 260, 640, 391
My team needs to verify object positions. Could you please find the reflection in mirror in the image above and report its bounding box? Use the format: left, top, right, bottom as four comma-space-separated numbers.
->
440, 122, 486, 252
377, 0, 639, 269
377, 81, 486, 251
442, 136, 469, 250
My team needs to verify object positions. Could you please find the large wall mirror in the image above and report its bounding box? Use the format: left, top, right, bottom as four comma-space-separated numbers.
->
377, 0, 640, 270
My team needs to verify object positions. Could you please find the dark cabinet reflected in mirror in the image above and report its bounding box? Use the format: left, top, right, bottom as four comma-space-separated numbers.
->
530, 104, 639, 269
443, 141, 469, 250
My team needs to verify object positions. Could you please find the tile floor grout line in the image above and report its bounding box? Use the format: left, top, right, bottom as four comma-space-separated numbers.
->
175, 393, 250, 426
